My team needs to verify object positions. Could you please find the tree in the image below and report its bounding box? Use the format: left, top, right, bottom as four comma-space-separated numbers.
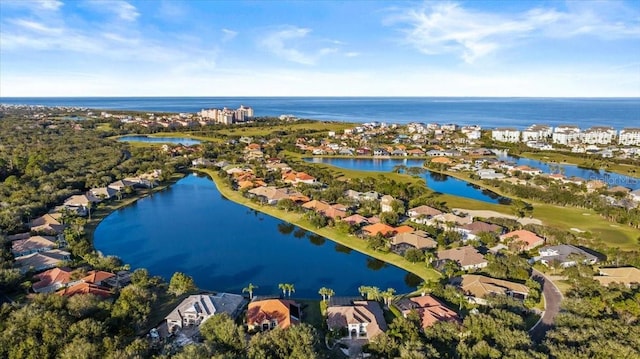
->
319, 287, 335, 302
278, 283, 287, 297
404, 248, 425, 263
168, 272, 196, 296
247, 324, 320, 359
511, 199, 533, 218
382, 288, 396, 306
243, 283, 258, 299
417, 280, 435, 297
199, 313, 246, 355
286, 283, 295, 297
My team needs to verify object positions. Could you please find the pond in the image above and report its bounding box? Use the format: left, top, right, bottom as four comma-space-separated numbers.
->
94, 174, 415, 297
306, 157, 508, 204
117, 135, 201, 146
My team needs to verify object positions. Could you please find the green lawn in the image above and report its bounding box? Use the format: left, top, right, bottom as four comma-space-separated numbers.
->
196, 168, 442, 284
214, 122, 355, 137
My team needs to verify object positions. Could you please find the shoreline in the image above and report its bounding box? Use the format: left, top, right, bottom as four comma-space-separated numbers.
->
193, 168, 441, 283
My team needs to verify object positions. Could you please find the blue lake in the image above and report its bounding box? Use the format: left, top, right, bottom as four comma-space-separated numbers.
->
94, 174, 414, 297
117, 135, 201, 146
306, 158, 507, 204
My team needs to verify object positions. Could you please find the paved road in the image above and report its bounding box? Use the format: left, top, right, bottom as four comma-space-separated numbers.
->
529, 269, 563, 343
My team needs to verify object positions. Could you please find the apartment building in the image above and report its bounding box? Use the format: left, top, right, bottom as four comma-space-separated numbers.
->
491, 128, 520, 143
583, 126, 617, 145
199, 105, 253, 125
619, 128, 640, 146
552, 125, 581, 146
522, 124, 552, 142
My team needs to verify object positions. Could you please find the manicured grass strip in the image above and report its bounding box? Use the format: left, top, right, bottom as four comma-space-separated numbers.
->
520, 151, 640, 179
214, 122, 355, 137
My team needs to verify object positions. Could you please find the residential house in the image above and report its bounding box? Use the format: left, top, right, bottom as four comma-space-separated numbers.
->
594, 267, 640, 287
492, 128, 520, 143
362, 223, 396, 237
552, 125, 582, 146
29, 213, 65, 235
509, 165, 542, 176
108, 179, 137, 192
326, 298, 387, 340
166, 293, 246, 332
619, 128, 640, 146
431, 213, 472, 228
522, 124, 552, 142
32, 267, 73, 293
247, 186, 308, 205
14, 249, 71, 274
302, 199, 331, 213
436, 246, 487, 271
247, 299, 301, 331
373, 148, 389, 156
341, 214, 370, 226
89, 187, 118, 200
459, 221, 502, 241
535, 244, 599, 268
407, 205, 442, 223
407, 148, 425, 156
500, 230, 545, 251
11, 235, 58, 257
395, 295, 459, 329
57, 283, 113, 298
477, 169, 506, 180
583, 126, 617, 145
380, 195, 395, 213
390, 231, 437, 255
453, 274, 530, 305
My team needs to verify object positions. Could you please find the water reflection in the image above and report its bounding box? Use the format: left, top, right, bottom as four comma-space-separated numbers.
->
367, 258, 386, 271
308, 234, 326, 246
404, 272, 423, 288
277, 222, 295, 235
293, 228, 307, 239
335, 244, 353, 254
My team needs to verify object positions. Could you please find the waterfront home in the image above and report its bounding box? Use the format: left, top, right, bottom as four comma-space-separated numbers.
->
459, 221, 503, 241
430, 213, 473, 228
63, 194, 95, 215
390, 231, 437, 255
500, 230, 545, 251
108, 178, 137, 192
247, 186, 308, 205
380, 195, 395, 213
394, 295, 459, 329
453, 274, 529, 305
89, 186, 118, 200
14, 249, 71, 274
436, 246, 487, 271
476, 169, 506, 180
407, 205, 443, 224
534, 245, 599, 268
29, 213, 65, 235
594, 267, 640, 287
407, 148, 425, 156
32, 267, 73, 293
326, 298, 387, 340
341, 214, 370, 226
362, 223, 396, 237
246, 299, 301, 332
345, 190, 380, 202
282, 171, 318, 186
509, 165, 542, 176
57, 282, 113, 298
11, 235, 58, 257
166, 293, 246, 333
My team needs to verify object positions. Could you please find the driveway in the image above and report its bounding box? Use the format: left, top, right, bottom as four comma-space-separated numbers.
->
529, 269, 563, 343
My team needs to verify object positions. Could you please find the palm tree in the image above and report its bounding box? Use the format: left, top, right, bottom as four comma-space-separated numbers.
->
358, 285, 369, 299
242, 283, 257, 300
417, 281, 434, 297
286, 283, 295, 298
382, 288, 396, 306
367, 286, 381, 301
278, 283, 288, 297
319, 287, 335, 302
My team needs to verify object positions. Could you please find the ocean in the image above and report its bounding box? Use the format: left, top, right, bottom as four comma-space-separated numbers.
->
1, 97, 639, 129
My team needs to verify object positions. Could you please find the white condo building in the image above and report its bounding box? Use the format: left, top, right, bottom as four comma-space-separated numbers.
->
461, 125, 482, 140
619, 128, 640, 146
199, 105, 253, 125
492, 128, 520, 143
522, 124, 552, 142
582, 126, 617, 145
552, 125, 581, 146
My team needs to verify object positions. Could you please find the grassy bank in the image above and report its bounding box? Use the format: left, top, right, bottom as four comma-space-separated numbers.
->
195, 168, 441, 283
214, 121, 355, 137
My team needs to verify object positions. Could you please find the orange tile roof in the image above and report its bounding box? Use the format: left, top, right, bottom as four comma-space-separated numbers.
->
394, 225, 414, 234
430, 157, 452, 164
82, 271, 115, 284
33, 267, 72, 291
302, 200, 331, 212
500, 230, 545, 250
362, 222, 396, 237
247, 299, 300, 330
296, 172, 315, 181
399, 295, 460, 328
58, 282, 112, 298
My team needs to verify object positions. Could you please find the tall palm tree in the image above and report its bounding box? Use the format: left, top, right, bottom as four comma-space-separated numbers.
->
242, 283, 257, 300
358, 285, 369, 299
319, 287, 335, 302
326, 288, 335, 302
417, 280, 434, 297
368, 286, 381, 301
278, 283, 288, 297
382, 288, 396, 306
286, 284, 295, 298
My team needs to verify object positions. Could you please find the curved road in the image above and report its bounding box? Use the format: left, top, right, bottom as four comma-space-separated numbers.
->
529, 269, 563, 343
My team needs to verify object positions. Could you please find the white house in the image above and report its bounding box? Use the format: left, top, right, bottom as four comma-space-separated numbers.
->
552, 125, 582, 146
380, 195, 395, 213
522, 124, 552, 142
619, 128, 640, 146
582, 126, 617, 145
165, 293, 245, 333
492, 128, 520, 143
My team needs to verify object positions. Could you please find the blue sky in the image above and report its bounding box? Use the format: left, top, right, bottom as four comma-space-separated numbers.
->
1, 0, 639, 96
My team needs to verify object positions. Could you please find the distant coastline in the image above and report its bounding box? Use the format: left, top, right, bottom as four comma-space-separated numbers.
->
1, 97, 639, 129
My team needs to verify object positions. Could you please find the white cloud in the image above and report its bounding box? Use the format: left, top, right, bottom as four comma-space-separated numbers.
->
221, 28, 238, 42
345, 52, 360, 57
83, 0, 140, 22
11, 19, 63, 34
388, 1, 640, 63
260, 26, 316, 65
35, 0, 63, 11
